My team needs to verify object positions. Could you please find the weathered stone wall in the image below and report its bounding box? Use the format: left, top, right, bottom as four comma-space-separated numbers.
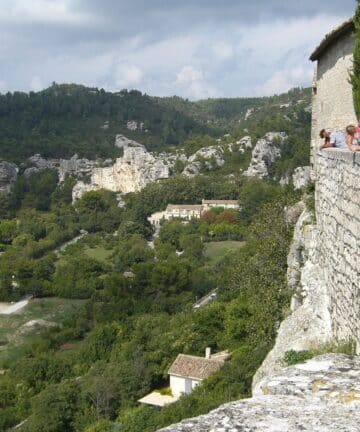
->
315, 148, 360, 351
311, 30, 356, 169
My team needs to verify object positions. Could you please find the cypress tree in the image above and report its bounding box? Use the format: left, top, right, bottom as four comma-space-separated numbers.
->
352, 1, 360, 118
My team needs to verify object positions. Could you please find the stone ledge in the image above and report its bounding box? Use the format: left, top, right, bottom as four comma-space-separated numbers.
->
354, 151, 360, 165
158, 354, 360, 432
317, 149, 355, 163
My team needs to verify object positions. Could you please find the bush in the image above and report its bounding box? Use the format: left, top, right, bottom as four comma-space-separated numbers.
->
284, 349, 313, 366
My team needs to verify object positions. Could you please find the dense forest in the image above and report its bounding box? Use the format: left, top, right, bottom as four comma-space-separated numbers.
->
0, 84, 310, 162
0, 83, 313, 432
0, 168, 300, 431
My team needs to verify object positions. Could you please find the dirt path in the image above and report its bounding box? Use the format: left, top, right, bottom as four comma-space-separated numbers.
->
0, 296, 32, 315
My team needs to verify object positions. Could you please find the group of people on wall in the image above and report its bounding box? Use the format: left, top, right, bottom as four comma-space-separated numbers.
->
320, 124, 360, 151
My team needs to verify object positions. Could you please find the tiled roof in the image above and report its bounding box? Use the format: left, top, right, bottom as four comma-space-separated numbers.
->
202, 200, 238, 205
166, 205, 203, 211
310, 18, 354, 61
168, 354, 225, 380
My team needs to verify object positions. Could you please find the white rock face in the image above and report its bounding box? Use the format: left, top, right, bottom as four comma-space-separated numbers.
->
59, 155, 96, 183
23, 154, 57, 178
126, 120, 144, 131
252, 207, 332, 388
159, 354, 360, 432
236, 135, 252, 150
115, 134, 142, 149
0, 161, 18, 193
244, 108, 254, 120
72, 182, 100, 201
71, 145, 170, 200
292, 166, 311, 189
244, 132, 286, 179
183, 146, 225, 176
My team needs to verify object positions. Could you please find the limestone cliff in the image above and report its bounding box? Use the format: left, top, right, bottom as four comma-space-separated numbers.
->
252, 205, 332, 388
71, 145, 170, 199
0, 161, 18, 193
244, 132, 286, 178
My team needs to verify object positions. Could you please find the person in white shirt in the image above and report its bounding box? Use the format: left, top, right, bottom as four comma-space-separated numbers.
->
319, 129, 347, 150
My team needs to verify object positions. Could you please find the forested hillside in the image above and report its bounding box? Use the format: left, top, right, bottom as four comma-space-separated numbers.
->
0, 84, 310, 162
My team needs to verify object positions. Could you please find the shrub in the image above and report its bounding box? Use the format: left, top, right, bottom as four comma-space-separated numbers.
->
284, 349, 313, 366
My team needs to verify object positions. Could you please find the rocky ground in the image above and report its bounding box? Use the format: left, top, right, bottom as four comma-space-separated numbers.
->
158, 354, 360, 431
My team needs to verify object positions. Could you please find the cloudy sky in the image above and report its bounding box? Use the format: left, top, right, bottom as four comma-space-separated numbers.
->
0, 0, 356, 99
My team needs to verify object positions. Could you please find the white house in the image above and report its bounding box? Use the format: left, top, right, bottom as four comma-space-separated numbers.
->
166, 204, 203, 221
201, 199, 239, 212
138, 348, 229, 407
147, 200, 240, 228
168, 348, 230, 398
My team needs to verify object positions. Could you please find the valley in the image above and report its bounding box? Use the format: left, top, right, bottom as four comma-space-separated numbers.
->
0, 85, 311, 432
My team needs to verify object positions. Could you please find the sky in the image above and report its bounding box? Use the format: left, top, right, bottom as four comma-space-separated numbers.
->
0, 0, 356, 99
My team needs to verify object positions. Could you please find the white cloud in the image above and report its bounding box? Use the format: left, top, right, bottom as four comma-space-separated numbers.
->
255, 67, 313, 96
115, 64, 143, 89
30, 76, 45, 91
0, 0, 93, 24
212, 41, 234, 60
176, 66, 203, 84
174, 66, 219, 99
0, 4, 351, 99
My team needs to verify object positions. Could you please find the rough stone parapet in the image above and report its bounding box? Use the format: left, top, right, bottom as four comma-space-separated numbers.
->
315, 148, 360, 353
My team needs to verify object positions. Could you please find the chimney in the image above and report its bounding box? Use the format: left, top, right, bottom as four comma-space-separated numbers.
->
205, 347, 211, 359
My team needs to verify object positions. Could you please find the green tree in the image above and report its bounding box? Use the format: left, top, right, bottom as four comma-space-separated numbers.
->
353, 2, 360, 117
24, 381, 79, 432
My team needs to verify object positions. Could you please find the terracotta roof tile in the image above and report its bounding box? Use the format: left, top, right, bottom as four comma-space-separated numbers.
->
168, 354, 225, 380
202, 200, 238, 205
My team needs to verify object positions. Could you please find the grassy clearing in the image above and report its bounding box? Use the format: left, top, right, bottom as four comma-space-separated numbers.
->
0, 298, 85, 364
204, 241, 245, 265
84, 246, 113, 262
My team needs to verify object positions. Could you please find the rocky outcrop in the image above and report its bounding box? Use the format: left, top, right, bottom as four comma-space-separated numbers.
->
236, 135, 252, 151
23, 154, 57, 178
71, 145, 170, 200
0, 161, 18, 193
292, 166, 311, 189
252, 206, 332, 387
126, 120, 144, 131
183, 146, 225, 176
244, 132, 286, 178
59, 155, 96, 183
159, 354, 360, 431
115, 134, 142, 149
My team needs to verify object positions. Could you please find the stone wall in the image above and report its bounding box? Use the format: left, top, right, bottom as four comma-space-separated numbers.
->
311, 30, 356, 168
315, 148, 360, 352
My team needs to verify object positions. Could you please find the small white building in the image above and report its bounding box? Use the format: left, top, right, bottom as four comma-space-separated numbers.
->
147, 200, 240, 228
168, 348, 230, 398
201, 199, 239, 212
166, 204, 203, 221
147, 210, 167, 228
138, 348, 230, 407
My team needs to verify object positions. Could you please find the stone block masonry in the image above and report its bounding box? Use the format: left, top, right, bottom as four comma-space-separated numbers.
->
315, 148, 360, 352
